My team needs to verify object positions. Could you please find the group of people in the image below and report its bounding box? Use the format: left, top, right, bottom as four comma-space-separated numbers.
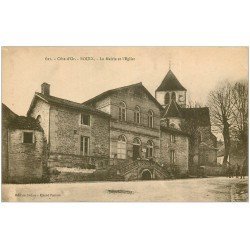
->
227, 162, 247, 179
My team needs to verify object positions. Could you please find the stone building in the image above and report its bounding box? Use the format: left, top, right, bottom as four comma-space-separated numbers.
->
2, 104, 47, 183
27, 83, 111, 171
3, 68, 216, 182
83, 81, 190, 179
155, 69, 217, 174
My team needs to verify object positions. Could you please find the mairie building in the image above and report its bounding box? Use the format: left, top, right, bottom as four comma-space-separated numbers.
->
2, 69, 217, 183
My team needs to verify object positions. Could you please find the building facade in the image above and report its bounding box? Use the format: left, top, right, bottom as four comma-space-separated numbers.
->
2, 104, 47, 183
155, 69, 217, 175
2, 69, 217, 182
27, 83, 111, 170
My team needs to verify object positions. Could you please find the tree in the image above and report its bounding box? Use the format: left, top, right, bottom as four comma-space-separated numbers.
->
208, 81, 234, 164
231, 81, 248, 155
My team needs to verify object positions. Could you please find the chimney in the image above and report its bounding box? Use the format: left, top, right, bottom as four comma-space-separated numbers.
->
41, 82, 50, 95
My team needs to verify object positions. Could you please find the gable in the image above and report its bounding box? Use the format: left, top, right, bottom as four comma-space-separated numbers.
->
27, 92, 110, 118
83, 82, 163, 111
156, 70, 186, 92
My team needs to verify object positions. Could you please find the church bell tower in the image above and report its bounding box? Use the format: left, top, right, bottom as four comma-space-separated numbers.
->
155, 69, 187, 108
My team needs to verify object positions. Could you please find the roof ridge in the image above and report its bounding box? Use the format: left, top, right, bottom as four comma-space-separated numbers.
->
83, 82, 142, 104
33, 92, 110, 117
156, 69, 186, 91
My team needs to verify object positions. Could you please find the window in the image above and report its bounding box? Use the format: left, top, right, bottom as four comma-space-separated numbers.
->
23, 132, 34, 143
170, 150, 176, 164
118, 102, 126, 121
165, 92, 170, 104
148, 110, 154, 128
80, 136, 90, 155
117, 135, 127, 159
172, 92, 176, 102
146, 140, 154, 158
133, 137, 141, 145
81, 114, 90, 126
170, 134, 176, 142
134, 106, 141, 124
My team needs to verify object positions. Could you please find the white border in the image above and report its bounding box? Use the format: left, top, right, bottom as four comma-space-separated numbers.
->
1, 1, 250, 250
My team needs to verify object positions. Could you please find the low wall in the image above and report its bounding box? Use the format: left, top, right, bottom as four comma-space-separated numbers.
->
48, 153, 109, 170
204, 165, 227, 176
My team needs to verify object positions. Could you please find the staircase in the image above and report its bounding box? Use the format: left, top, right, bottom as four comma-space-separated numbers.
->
118, 159, 170, 180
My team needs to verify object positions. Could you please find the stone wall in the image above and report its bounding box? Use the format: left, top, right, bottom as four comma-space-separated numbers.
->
2, 105, 17, 183
29, 98, 50, 141
107, 87, 162, 163
110, 125, 160, 161
110, 88, 161, 128
94, 97, 111, 114
8, 129, 46, 183
198, 126, 217, 165
160, 130, 189, 174
48, 105, 110, 168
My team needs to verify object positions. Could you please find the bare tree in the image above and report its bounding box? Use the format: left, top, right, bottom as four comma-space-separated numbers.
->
231, 81, 248, 155
208, 81, 234, 164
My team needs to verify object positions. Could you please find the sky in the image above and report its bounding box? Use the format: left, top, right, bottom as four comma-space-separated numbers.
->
2, 47, 248, 116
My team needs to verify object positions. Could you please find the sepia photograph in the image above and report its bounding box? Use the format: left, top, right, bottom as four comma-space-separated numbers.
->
1, 46, 248, 202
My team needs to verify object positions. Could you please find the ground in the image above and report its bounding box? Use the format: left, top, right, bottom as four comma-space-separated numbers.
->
2, 177, 248, 202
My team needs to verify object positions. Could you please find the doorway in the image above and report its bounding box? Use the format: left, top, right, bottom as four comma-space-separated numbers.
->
133, 145, 140, 160
132, 137, 141, 160
141, 170, 152, 180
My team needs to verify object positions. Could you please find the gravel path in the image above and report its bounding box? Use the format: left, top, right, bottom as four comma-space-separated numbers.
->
2, 177, 248, 202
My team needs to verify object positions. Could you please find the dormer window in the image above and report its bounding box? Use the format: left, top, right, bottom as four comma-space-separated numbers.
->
81, 114, 90, 126
134, 106, 141, 124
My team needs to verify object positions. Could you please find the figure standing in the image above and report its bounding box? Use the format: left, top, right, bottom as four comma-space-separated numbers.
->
236, 164, 241, 178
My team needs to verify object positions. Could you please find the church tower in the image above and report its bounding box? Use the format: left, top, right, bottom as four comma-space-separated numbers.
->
155, 69, 187, 108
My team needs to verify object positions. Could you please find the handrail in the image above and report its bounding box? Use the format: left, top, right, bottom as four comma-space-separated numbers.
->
119, 159, 169, 178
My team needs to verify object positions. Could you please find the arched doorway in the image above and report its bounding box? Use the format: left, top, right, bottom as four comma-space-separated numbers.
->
141, 169, 152, 180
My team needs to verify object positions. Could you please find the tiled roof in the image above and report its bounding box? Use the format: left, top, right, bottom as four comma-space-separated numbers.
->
9, 116, 43, 131
2, 103, 17, 117
181, 107, 211, 126
156, 70, 186, 91
83, 82, 163, 110
160, 125, 190, 137
162, 100, 183, 118
28, 93, 110, 118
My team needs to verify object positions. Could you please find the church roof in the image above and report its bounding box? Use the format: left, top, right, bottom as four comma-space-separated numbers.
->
181, 107, 211, 126
162, 103, 211, 127
156, 70, 186, 92
162, 100, 183, 118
